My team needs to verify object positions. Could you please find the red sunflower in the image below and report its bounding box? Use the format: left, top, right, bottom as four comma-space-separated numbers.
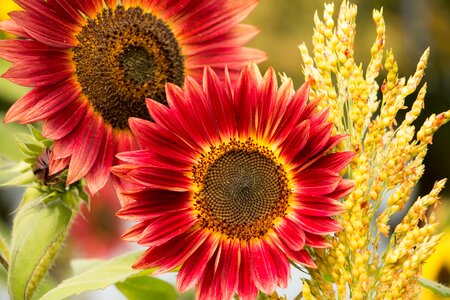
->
0, 0, 266, 195
112, 64, 355, 300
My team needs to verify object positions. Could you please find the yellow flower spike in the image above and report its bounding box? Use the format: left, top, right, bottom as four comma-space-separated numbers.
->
300, 1, 449, 299
302, 281, 318, 300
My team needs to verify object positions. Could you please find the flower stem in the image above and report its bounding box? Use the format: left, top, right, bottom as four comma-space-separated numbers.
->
0, 234, 10, 270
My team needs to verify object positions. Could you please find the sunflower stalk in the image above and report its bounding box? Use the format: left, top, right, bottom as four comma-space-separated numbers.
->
0, 238, 9, 271
300, 1, 449, 299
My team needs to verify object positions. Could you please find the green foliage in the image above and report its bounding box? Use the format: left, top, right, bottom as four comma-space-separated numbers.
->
116, 276, 177, 300
14, 126, 52, 163
0, 155, 34, 187
39, 251, 145, 300
419, 277, 450, 297
8, 200, 72, 300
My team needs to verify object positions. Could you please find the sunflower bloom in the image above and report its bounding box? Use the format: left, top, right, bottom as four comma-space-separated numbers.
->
0, 0, 266, 194
112, 64, 354, 299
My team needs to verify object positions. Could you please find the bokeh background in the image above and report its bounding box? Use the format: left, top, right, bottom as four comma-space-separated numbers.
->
0, 0, 449, 299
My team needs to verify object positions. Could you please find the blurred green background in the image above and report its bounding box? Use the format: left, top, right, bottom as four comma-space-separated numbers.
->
0, 0, 449, 298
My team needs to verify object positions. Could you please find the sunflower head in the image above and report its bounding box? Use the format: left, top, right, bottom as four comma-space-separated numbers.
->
0, 0, 266, 195
113, 63, 354, 299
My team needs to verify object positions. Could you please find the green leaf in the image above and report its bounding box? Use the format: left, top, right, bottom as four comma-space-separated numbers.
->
8, 200, 72, 300
70, 258, 104, 276
39, 250, 145, 300
0, 155, 34, 187
419, 277, 450, 297
116, 276, 177, 300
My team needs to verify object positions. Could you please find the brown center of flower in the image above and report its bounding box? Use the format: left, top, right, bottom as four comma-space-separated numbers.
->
73, 6, 184, 130
193, 139, 291, 240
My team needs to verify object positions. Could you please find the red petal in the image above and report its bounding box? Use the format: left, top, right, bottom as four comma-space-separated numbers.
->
187, 47, 266, 70
0, 39, 67, 62
71, 0, 103, 18
202, 66, 235, 140
195, 249, 223, 300
255, 67, 278, 141
304, 232, 331, 248
326, 179, 355, 199
294, 201, 345, 217
294, 169, 341, 196
47, 0, 85, 26
129, 114, 199, 162
2, 56, 73, 87
275, 217, 305, 251
234, 63, 261, 138
14, 0, 80, 30
138, 210, 196, 247
249, 240, 277, 294
104, 0, 118, 9
184, 76, 219, 145
295, 195, 343, 205
48, 155, 70, 176
183, 24, 259, 56
121, 221, 150, 242
217, 239, 241, 299
4, 80, 80, 124
85, 124, 115, 194
176, 0, 258, 43
10, 11, 76, 48
266, 241, 289, 288
291, 249, 317, 268
0, 20, 31, 37
112, 131, 140, 205
66, 111, 104, 185
272, 82, 309, 143
264, 79, 295, 144
144, 93, 203, 149
237, 242, 258, 300
291, 123, 333, 169
42, 98, 87, 140
146, 97, 208, 150
291, 214, 341, 235
127, 166, 191, 191
308, 151, 355, 173
177, 235, 220, 292
117, 190, 191, 219
279, 120, 310, 163
133, 229, 209, 273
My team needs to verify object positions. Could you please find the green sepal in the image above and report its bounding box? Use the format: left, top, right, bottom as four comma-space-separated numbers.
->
57, 180, 88, 212
39, 251, 145, 300
8, 198, 73, 300
419, 277, 450, 297
116, 276, 177, 300
21, 188, 61, 209
14, 126, 51, 159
